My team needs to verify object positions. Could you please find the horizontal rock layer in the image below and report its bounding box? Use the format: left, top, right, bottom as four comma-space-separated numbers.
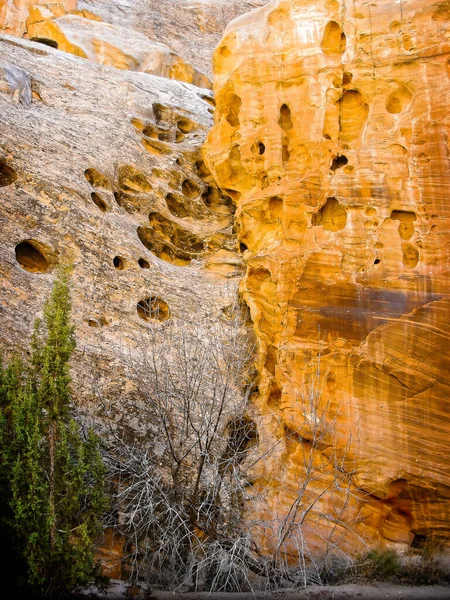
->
204, 0, 450, 556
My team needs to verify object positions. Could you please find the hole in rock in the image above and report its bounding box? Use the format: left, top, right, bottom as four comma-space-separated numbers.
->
177, 118, 195, 134
279, 104, 293, 131
374, 258, 381, 265
88, 317, 108, 328
330, 155, 348, 171
402, 244, 419, 269
181, 178, 201, 198
138, 213, 205, 266
84, 168, 111, 190
30, 37, 58, 49
391, 210, 416, 240
113, 256, 126, 270
138, 258, 150, 269
152, 103, 172, 126
141, 138, 172, 155
239, 242, 248, 253
15, 240, 51, 273
91, 192, 108, 212
337, 90, 369, 142
251, 142, 265, 155
137, 296, 170, 322
0, 160, 17, 186
321, 21, 346, 55
386, 85, 412, 115
199, 94, 216, 108
158, 132, 172, 142
312, 197, 347, 232
118, 165, 152, 194
166, 192, 189, 218
282, 143, 290, 163
175, 132, 185, 143
142, 124, 158, 139
224, 89, 242, 128
342, 71, 353, 85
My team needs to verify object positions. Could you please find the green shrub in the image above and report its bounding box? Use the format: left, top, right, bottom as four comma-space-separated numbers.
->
0, 270, 109, 598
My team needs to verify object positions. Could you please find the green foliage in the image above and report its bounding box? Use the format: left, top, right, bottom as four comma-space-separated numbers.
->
0, 270, 109, 598
358, 549, 402, 580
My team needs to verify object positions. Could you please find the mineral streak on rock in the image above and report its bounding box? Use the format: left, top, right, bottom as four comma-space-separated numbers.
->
204, 0, 450, 554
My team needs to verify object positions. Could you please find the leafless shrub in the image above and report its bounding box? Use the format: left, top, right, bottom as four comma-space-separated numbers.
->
97, 315, 361, 592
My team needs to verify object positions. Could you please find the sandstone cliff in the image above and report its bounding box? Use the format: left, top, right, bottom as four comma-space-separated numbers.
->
204, 0, 450, 556
1, 0, 450, 574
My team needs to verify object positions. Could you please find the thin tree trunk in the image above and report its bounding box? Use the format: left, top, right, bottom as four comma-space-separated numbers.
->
48, 420, 57, 548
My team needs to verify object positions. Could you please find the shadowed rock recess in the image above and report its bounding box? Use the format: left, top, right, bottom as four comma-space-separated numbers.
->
1, 0, 450, 579
204, 0, 450, 557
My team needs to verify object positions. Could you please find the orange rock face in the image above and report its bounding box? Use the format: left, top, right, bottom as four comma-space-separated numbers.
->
204, 0, 450, 555
0, 0, 77, 36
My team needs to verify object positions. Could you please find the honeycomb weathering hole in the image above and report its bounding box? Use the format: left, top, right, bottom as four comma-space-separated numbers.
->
15, 240, 52, 273
113, 256, 126, 270
84, 168, 111, 190
312, 197, 347, 232
166, 192, 189, 218
0, 159, 17, 187
137, 297, 170, 322
330, 155, 348, 171
182, 179, 201, 199
321, 21, 346, 55
279, 104, 293, 131
91, 192, 108, 212
138, 258, 150, 269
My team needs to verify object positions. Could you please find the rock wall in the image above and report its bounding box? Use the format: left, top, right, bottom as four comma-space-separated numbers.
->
204, 0, 450, 556
0, 34, 241, 575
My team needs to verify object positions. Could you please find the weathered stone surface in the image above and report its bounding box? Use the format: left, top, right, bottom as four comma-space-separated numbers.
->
0, 0, 77, 36
26, 13, 212, 88
0, 31, 241, 427
204, 0, 450, 554
77, 0, 273, 77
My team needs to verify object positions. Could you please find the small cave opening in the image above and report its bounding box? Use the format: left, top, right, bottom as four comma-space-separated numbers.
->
166, 192, 189, 218
181, 178, 201, 199
91, 192, 108, 212
138, 258, 150, 269
279, 103, 293, 131
374, 258, 381, 265
0, 159, 17, 187
330, 155, 348, 171
239, 242, 248, 253
251, 141, 266, 155
137, 296, 170, 322
30, 37, 58, 49
113, 256, 126, 270
312, 197, 347, 232
15, 240, 51, 273
84, 168, 111, 190
321, 20, 346, 55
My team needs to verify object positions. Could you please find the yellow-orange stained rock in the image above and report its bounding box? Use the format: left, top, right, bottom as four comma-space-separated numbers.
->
204, 0, 450, 555
0, 0, 77, 36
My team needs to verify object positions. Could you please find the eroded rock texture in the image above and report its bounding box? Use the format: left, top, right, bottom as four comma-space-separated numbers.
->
0, 34, 241, 574
204, 0, 450, 555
